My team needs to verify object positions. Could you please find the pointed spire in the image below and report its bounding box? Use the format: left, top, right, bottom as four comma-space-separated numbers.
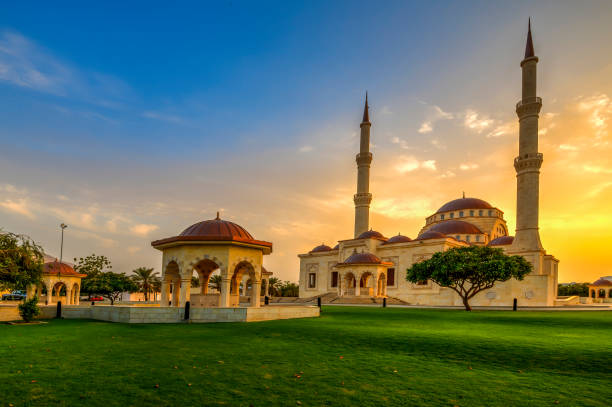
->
524, 18, 535, 59
462, 191, 465, 199
362, 91, 370, 123
215, 211, 220, 220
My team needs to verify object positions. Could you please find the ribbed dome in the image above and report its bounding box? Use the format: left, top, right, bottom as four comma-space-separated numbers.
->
342, 252, 382, 264
43, 261, 83, 276
489, 236, 514, 246
591, 278, 612, 287
436, 197, 493, 214
416, 231, 447, 240
310, 244, 333, 253
180, 216, 253, 240
357, 230, 388, 240
385, 234, 412, 244
428, 220, 482, 235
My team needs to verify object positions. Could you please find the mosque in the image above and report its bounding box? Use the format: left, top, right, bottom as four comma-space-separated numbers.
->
298, 23, 559, 307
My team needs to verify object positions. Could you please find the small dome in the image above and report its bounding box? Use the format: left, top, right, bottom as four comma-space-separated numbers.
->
332, 244, 340, 250
385, 234, 412, 244
428, 220, 482, 235
436, 197, 493, 214
357, 230, 388, 240
310, 244, 333, 253
43, 261, 82, 276
416, 231, 447, 240
591, 278, 612, 287
489, 236, 514, 246
342, 251, 382, 264
180, 214, 253, 240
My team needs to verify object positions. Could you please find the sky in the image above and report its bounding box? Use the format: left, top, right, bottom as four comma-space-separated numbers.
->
1, 0, 611, 283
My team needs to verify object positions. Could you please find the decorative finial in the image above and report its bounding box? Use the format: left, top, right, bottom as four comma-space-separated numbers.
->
525, 17, 535, 59
462, 191, 465, 199
362, 91, 370, 123
215, 211, 220, 220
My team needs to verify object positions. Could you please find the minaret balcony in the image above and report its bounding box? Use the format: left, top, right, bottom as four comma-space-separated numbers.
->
354, 193, 372, 206
514, 153, 543, 172
356, 152, 373, 165
516, 97, 542, 117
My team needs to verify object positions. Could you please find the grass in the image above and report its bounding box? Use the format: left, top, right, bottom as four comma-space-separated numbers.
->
1, 307, 611, 407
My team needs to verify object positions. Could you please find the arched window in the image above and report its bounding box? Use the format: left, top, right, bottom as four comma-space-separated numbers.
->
441, 214, 445, 220
478, 210, 483, 216
450, 213, 455, 219
470, 210, 474, 216
459, 211, 464, 217
598, 289, 606, 298
591, 290, 596, 298
609, 289, 612, 298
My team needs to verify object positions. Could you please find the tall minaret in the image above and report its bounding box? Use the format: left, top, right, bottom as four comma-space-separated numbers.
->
512, 19, 544, 252
354, 93, 373, 238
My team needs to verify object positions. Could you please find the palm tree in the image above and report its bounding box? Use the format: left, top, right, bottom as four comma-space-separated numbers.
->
131, 267, 159, 302
208, 275, 222, 292
267, 277, 281, 297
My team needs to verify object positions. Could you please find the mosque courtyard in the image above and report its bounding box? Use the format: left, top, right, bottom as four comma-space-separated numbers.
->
1, 307, 610, 407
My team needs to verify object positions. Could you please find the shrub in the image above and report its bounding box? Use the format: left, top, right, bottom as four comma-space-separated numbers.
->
18, 296, 40, 322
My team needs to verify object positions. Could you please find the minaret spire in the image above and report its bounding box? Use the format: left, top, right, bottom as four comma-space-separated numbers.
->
525, 18, 535, 59
512, 19, 543, 253
354, 92, 373, 238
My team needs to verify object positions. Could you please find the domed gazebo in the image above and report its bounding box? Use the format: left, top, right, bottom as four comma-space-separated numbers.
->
151, 213, 272, 308
333, 250, 393, 297
26, 261, 86, 305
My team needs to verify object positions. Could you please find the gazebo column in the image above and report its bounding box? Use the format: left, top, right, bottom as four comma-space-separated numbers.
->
179, 278, 191, 308
75, 285, 80, 305
338, 274, 343, 296
263, 278, 269, 297
354, 275, 361, 297
160, 280, 169, 306
220, 277, 231, 307
370, 274, 378, 297
251, 280, 262, 307
47, 282, 54, 304
171, 280, 180, 307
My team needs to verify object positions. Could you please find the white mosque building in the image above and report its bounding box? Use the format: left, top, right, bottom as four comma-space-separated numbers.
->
298, 23, 559, 307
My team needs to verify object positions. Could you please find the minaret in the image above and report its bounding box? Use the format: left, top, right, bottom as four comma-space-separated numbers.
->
354, 93, 373, 238
512, 19, 544, 252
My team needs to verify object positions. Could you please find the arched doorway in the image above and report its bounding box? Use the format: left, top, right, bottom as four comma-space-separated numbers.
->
344, 273, 356, 296
191, 259, 220, 307
231, 261, 260, 307
52, 282, 68, 305
377, 273, 387, 297
360, 272, 374, 296
163, 261, 181, 306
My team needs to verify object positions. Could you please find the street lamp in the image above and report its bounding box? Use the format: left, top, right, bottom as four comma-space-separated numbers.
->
59, 223, 68, 266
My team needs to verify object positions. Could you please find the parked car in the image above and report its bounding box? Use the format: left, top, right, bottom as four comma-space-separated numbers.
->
2, 290, 26, 301
88, 296, 104, 301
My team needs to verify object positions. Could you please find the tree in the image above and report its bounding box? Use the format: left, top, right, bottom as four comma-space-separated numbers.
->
191, 276, 200, 288
267, 277, 281, 297
278, 280, 299, 297
406, 246, 532, 311
0, 230, 44, 291
558, 283, 589, 297
131, 267, 158, 301
74, 254, 112, 276
208, 275, 222, 292
18, 296, 40, 322
86, 272, 139, 305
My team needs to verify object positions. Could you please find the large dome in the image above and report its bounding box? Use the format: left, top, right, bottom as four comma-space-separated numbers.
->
310, 243, 333, 253
489, 236, 514, 246
384, 234, 412, 244
180, 215, 254, 240
436, 197, 493, 214
342, 251, 383, 265
357, 230, 388, 240
428, 220, 482, 235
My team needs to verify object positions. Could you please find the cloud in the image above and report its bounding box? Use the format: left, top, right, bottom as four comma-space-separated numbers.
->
559, 144, 578, 151
380, 106, 392, 115
583, 164, 612, 174
418, 121, 433, 134
372, 197, 433, 220
142, 111, 185, 124
129, 223, 159, 236
0, 198, 35, 219
486, 121, 516, 138
395, 156, 437, 174
464, 109, 493, 133
127, 246, 142, 254
299, 145, 313, 153
577, 94, 612, 138
459, 163, 479, 171
0, 30, 130, 105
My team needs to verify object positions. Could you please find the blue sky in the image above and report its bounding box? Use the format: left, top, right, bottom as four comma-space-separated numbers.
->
1, 1, 612, 281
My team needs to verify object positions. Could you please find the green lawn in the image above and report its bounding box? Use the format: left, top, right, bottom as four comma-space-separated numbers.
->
1, 307, 611, 407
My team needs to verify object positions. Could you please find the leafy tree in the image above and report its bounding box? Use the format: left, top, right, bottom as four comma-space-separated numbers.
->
191, 276, 200, 288
18, 296, 40, 322
558, 283, 589, 297
131, 267, 159, 301
208, 275, 222, 292
278, 280, 299, 297
266, 277, 281, 296
406, 246, 532, 311
73, 254, 112, 277
0, 230, 44, 291
86, 272, 139, 305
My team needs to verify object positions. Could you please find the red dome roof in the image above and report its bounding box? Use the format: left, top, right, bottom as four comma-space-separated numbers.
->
428, 220, 482, 235
151, 214, 272, 251
342, 252, 383, 265
591, 278, 612, 287
43, 261, 85, 277
310, 244, 333, 253
357, 230, 388, 240
489, 236, 514, 246
416, 231, 447, 240
436, 197, 493, 214
180, 217, 254, 240
385, 234, 412, 244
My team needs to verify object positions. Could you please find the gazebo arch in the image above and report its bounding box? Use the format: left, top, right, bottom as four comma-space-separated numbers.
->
26, 261, 85, 305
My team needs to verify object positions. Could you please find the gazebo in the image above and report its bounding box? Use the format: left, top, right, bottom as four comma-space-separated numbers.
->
151, 213, 273, 308
27, 261, 86, 305
333, 250, 393, 297
588, 277, 612, 302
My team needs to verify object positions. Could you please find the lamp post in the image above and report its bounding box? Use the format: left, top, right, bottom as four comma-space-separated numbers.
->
59, 223, 68, 265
